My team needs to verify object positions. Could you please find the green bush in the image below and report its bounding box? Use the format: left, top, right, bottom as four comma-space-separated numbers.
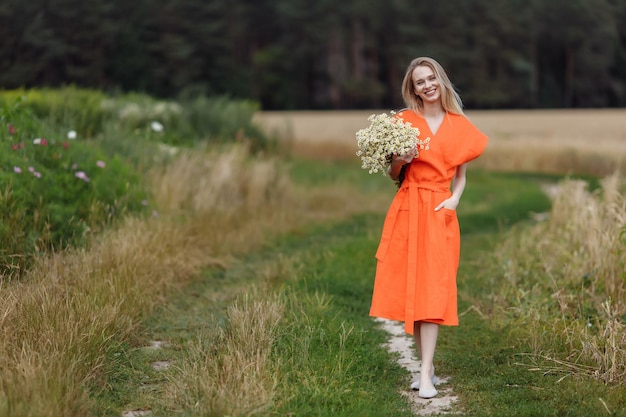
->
177, 95, 271, 150
0, 88, 273, 152
0, 87, 107, 138
0, 99, 146, 278
101, 93, 272, 150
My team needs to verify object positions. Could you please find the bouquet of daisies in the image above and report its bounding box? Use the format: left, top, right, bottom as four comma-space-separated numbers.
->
356, 111, 426, 175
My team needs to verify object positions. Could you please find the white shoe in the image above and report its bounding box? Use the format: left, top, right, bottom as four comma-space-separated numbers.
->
410, 372, 440, 391
418, 387, 438, 399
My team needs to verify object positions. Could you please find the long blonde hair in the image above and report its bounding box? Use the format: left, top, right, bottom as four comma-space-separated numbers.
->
401, 57, 463, 115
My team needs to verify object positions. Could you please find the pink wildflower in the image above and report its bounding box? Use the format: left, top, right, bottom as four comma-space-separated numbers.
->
8, 124, 16, 135
33, 172, 41, 178
11, 144, 19, 150
28, 166, 35, 173
13, 166, 21, 173
96, 160, 106, 168
75, 171, 90, 182
19, 142, 25, 148
40, 138, 48, 146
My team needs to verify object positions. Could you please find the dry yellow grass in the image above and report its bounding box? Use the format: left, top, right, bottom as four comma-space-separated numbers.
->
255, 109, 626, 175
0, 145, 296, 416
492, 174, 626, 384
162, 294, 284, 417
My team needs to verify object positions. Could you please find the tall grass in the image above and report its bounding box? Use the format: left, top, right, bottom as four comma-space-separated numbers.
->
161, 295, 284, 416
473, 139, 626, 177
150, 145, 291, 216
490, 174, 626, 384
0, 144, 297, 416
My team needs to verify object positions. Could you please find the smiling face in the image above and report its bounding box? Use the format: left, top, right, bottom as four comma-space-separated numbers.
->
412, 65, 441, 105
401, 57, 463, 114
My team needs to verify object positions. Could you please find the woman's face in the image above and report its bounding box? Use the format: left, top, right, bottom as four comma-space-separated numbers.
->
412, 65, 441, 104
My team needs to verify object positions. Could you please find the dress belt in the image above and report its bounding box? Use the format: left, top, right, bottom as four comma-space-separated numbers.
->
376, 181, 447, 262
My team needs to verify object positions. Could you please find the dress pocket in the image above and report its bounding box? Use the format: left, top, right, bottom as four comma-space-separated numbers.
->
442, 207, 460, 247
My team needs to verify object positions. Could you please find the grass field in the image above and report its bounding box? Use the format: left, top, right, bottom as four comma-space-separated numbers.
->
105, 159, 624, 417
255, 109, 626, 176
1, 105, 624, 416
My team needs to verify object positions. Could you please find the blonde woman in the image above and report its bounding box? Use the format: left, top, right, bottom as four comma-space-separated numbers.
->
369, 57, 488, 399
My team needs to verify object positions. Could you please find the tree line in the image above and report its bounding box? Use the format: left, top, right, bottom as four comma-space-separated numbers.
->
1, 0, 625, 110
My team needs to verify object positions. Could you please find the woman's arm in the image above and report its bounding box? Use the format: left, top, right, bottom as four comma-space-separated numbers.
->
434, 163, 467, 211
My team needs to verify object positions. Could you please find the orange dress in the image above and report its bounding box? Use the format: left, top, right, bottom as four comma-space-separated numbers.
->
369, 109, 488, 335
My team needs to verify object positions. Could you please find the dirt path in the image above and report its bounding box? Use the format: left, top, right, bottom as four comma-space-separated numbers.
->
376, 318, 458, 416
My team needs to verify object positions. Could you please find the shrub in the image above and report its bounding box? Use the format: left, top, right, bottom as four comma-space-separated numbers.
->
0, 89, 274, 157
0, 87, 107, 138
0, 100, 146, 278
177, 95, 271, 151
101, 94, 273, 151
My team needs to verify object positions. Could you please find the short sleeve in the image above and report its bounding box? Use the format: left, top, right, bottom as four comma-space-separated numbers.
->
443, 115, 488, 167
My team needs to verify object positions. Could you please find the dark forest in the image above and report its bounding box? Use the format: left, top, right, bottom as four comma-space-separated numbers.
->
1, 0, 625, 109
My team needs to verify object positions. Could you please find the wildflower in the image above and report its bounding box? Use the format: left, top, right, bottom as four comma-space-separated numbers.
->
11, 144, 19, 150
33, 138, 42, 145
63, 141, 70, 149
150, 121, 164, 132
67, 130, 77, 139
8, 124, 16, 135
75, 171, 90, 182
41, 138, 48, 146
28, 166, 35, 173
96, 160, 106, 168
33, 171, 41, 178
19, 142, 24, 148
71, 163, 78, 170
13, 166, 21, 173
355, 111, 430, 175
141, 200, 148, 206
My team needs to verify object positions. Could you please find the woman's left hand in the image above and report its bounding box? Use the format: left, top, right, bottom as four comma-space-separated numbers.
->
434, 197, 459, 211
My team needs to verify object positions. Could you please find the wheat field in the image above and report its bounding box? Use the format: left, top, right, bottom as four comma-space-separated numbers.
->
255, 109, 626, 176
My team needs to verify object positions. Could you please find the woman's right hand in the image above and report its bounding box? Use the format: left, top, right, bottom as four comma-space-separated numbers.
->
388, 147, 417, 179
393, 147, 417, 165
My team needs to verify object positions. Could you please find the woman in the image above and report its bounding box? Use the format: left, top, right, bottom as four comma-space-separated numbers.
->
369, 57, 488, 399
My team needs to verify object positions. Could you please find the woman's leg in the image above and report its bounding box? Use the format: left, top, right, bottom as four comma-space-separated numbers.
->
413, 321, 422, 360
418, 321, 439, 391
